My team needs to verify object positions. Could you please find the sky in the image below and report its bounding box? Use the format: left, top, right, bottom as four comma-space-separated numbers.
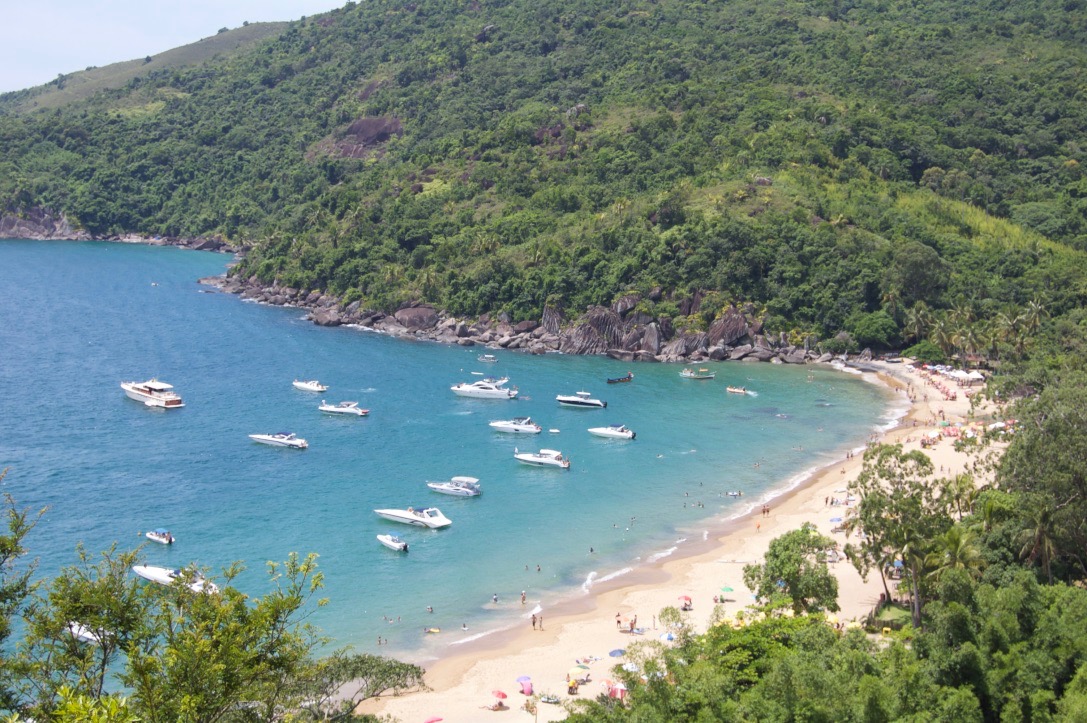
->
0, 0, 345, 94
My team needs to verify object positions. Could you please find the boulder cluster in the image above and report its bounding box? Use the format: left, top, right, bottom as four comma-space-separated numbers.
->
204, 276, 836, 365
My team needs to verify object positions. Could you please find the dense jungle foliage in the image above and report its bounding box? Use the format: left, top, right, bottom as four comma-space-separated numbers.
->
1, 0, 1086, 350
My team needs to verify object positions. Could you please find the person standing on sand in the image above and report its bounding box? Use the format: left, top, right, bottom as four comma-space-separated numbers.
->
539, 614, 543, 630
531, 614, 537, 630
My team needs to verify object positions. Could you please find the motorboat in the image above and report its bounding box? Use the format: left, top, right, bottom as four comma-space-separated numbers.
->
66, 621, 104, 645
607, 372, 634, 384
249, 432, 308, 449
293, 379, 328, 392
514, 448, 571, 469
680, 368, 716, 379
132, 565, 219, 594
145, 528, 175, 545
377, 534, 409, 552
374, 506, 452, 529
726, 386, 750, 395
478, 353, 498, 363
318, 400, 369, 416
451, 377, 518, 399
427, 476, 482, 496
556, 391, 606, 409
588, 424, 636, 440
489, 416, 542, 434
120, 379, 184, 408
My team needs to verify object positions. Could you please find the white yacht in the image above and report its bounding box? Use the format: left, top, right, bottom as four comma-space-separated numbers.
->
248, 432, 308, 449
132, 565, 219, 594
451, 377, 518, 399
427, 476, 482, 497
377, 534, 409, 552
120, 379, 184, 408
374, 506, 452, 529
145, 528, 175, 545
489, 416, 542, 434
478, 353, 498, 363
318, 400, 369, 416
514, 448, 571, 469
66, 621, 104, 644
293, 379, 328, 392
588, 424, 637, 440
556, 391, 606, 409
680, 368, 716, 380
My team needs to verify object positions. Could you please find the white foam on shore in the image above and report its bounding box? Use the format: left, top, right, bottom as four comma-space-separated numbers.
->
582, 566, 634, 593
447, 622, 519, 646
580, 571, 597, 593
647, 546, 678, 563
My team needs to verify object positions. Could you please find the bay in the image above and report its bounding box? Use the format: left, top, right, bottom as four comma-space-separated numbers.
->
0, 239, 897, 660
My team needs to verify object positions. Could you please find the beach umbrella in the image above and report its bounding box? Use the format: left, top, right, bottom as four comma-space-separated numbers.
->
492, 690, 507, 699
609, 648, 626, 657
720, 586, 734, 593
830, 517, 843, 523
574, 663, 590, 669
516, 675, 531, 683
678, 595, 691, 602
893, 560, 903, 568
659, 632, 675, 642
568, 666, 588, 678
424, 718, 443, 723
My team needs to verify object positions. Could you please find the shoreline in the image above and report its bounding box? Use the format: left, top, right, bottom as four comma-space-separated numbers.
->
358, 361, 993, 720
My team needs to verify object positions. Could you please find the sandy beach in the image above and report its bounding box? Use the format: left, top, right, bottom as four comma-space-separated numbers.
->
358, 361, 997, 722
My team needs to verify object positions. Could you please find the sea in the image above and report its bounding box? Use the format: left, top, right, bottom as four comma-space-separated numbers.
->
0, 239, 900, 661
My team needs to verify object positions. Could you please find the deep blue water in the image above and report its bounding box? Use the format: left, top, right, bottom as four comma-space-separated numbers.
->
0, 240, 896, 660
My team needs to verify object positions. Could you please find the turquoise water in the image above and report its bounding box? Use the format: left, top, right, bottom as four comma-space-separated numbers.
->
0, 240, 896, 660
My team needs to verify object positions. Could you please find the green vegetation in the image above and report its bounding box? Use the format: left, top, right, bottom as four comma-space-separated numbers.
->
0, 0, 1084, 351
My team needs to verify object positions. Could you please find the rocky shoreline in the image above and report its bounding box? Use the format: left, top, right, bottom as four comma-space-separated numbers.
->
201, 275, 848, 366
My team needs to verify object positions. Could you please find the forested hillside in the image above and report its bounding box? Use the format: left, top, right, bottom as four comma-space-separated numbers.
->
2, 0, 1086, 350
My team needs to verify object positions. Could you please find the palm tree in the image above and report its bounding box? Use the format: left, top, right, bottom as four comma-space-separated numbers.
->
925, 526, 985, 582
942, 473, 977, 520
903, 303, 932, 345
929, 318, 955, 357
1019, 507, 1057, 584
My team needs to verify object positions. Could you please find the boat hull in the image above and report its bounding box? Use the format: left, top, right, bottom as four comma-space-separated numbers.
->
452, 388, 517, 399
374, 509, 452, 529
249, 434, 308, 449
377, 534, 408, 551
588, 428, 636, 440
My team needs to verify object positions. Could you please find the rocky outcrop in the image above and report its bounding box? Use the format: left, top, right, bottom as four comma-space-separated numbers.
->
202, 276, 841, 367
0, 208, 90, 240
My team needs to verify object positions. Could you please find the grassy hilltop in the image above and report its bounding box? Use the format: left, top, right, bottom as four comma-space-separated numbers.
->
1, 0, 1086, 352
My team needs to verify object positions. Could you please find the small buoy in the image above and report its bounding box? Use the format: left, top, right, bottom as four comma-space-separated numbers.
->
549, 428, 560, 433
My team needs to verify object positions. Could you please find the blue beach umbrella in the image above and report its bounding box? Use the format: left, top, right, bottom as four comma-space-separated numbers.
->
609, 648, 626, 657
830, 517, 843, 523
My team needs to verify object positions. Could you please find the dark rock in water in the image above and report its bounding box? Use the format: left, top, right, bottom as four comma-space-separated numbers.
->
607, 349, 636, 362
394, 305, 438, 330
313, 309, 343, 327
750, 347, 776, 362
708, 345, 728, 361
815, 353, 834, 364
781, 351, 807, 364
634, 350, 660, 363
729, 344, 753, 360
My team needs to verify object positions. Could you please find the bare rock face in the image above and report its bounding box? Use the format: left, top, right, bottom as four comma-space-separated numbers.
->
542, 305, 563, 335
642, 323, 662, 355
708, 306, 750, 346
729, 344, 754, 360
559, 323, 609, 355
613, 293, 640, 317
607, 349, 636, 362
513, 320, 539, 334
582, 306, 625, 348
621, 327, 644, 351
394, 305, 438, 330
660, 338, 687, 358
0, 207, 89, 240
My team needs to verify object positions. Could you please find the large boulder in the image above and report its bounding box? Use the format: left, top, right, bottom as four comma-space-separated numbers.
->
542, 304, 563, 335
642, 323, 662, 355
559, 323, 610, 355
513, 319, 539, 334
607, 349, 636, 362
621, 328, 644, 351
729, 344, 753, 360
582, 306, 625, 348
613, 294, 641, 317
312, 309, 343, 327
707, 306, 750, 346
394, 305, 439, 330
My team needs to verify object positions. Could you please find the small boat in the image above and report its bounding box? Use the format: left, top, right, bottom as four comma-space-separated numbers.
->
680, 368, 715, 380
514, 448, 571, 469
427, 476, 482, 496
377, 533, 409, 552
132, 565, 219, 593
451, 377, 518, 399
556, 391, 607, 409
489, 416, 542, 434
588, 424, 636, 440
249, 432, 308, 449
374, 506, 452, 529
726, 386, 750, 395
120, 379, 184, 408
66, 621, 104, 645
319, 400, 369, 416
607, 372, 634, 384
293, 379, 328, 392
478, 353, 498, 363
145, 528, 175, 545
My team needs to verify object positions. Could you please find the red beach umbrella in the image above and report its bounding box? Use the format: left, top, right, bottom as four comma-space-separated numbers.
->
424, 718, 443, 723
678, 595, 692, 602
492, 690, 507, 699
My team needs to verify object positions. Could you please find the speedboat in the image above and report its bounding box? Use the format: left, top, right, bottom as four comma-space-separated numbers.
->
489, 416, 542, 434
726, 386, 750, 395
132, 565, 219, 594
66, 621, 104, 645
293, 379, 328, 392
120, 379, 184, 408
249, 432, 308, 449
478, 353, 498, 363
377, 534, 409, 552
556, 391, 606, 409
514, 448, 571, 469
374, 506, 452, 529
451, 377, 518, 399
145, 528, 175, 545
319, 400, 369, 416
680, 368, 715, 379
427, 476, 482, 496
588, 424, 636, 440
607, 372, 634, 384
